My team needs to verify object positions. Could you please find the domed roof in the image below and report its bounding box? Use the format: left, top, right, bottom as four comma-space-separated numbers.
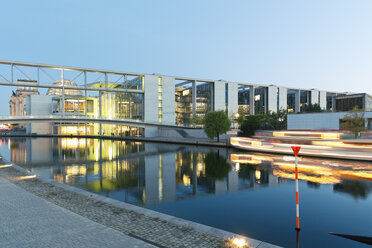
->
47, 80, 83, 96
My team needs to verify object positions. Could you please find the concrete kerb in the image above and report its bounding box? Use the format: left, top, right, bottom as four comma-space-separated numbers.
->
0, 133, 232, 148
1, 157, 281, 248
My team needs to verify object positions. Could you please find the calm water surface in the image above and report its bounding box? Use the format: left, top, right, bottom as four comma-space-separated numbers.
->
0, 137, 371, 248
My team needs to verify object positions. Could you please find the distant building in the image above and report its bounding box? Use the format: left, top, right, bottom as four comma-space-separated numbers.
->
333, 93, 372, 112
9, 79, 39, 129
288, 111, 372, 130
4, 60, 372, 137
9, 79, 39, 116
288, 93, 372, 130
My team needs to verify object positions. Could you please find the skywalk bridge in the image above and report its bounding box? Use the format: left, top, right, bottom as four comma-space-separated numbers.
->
0, 115, 193, 130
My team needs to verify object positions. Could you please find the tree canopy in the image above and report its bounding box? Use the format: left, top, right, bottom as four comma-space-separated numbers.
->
240, 114, 264, 137
304, 103, 323, 113
340, 107, 366, 138
260, 108, 287, 130
204, 111, 231, 142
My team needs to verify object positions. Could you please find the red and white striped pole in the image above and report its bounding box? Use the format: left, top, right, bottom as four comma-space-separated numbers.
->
291, 146, 301, 231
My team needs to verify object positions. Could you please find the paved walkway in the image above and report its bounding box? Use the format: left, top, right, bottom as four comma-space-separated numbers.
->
0, 176, 155, 248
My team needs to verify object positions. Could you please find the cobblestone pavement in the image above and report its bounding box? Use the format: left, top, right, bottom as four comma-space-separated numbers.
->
0, 163, 280, 248
0, 176, 155, 248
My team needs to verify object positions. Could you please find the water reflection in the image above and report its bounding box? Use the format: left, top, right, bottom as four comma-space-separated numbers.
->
1, 137, 372, 204
2, 137, 372, 248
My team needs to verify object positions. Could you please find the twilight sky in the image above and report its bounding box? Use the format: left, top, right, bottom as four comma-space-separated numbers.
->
1, 0, 372, 115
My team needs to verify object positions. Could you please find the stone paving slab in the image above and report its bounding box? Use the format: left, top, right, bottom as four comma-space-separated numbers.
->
0, 176, 155, 248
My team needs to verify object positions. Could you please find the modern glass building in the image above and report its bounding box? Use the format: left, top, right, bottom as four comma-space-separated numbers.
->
0, 60, 355, 137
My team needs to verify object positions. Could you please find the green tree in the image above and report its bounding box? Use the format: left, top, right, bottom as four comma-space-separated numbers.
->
340, 107, 366, 138
192, 113, 204, 127
261, 108, 287, 130
204, 111, 231, 142
305, 103, 323, 113
240, 114, 264, 137
236, 106, 247, 126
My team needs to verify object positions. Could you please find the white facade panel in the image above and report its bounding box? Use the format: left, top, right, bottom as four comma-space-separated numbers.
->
278, 87, 287, 111
162, 76, 175, 125
267, 86, 278, 113
144, 74, 159, 137
214, 81, 226, 111
144, 74, 159, 123
310, 90, 319, 105
319, 91, 327, 110
227, 82, 238, 116
294, 90, 300, 113
26, 95, 53, 134
249, 86, 255, 115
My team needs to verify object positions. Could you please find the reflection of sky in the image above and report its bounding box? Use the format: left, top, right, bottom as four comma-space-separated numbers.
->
0, 139, 11, 161
1, 137, 372, 248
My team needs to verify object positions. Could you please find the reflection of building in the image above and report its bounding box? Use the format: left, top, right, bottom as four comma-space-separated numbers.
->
9, 79, 39, 128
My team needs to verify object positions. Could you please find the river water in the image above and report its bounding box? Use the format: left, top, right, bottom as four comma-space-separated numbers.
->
0, 137, 371, 248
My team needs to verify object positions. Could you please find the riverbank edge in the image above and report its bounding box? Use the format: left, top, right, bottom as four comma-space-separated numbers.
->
0, 156, 281, 248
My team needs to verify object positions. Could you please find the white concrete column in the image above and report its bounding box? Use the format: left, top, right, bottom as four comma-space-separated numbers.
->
278, 87, 287, 111
319, 91, 327, 110
161, 76, 175, 125
227, 82, 238, 116
310, 90, 319, 105
61, 69, 65, 117
295, 90, 301, 113
214, 80, 226, 111
249, 86, 255, 115
144, 74, 159, 123
144, 74, 159, 137
192, 81, 196, 117
332, 95, 337, 112
99, 91, 102, 135
267, 86, 278, 113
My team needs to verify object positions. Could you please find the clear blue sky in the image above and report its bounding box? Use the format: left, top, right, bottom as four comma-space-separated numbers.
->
1, 0, 372, 114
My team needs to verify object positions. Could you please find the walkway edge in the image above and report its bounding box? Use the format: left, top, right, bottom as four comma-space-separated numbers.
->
2, 157, 281, 248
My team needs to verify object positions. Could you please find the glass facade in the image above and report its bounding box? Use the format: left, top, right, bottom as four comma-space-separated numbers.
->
287, 90, 295, 113
300, 91, 310, 112
175, 81, 193, 126
254, 87, 267, 114
326, 93, 334, 111
237, 86, 250, 115
238, 86, 267, 114
196, 82, 213, 123
336, 96, 364, 112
